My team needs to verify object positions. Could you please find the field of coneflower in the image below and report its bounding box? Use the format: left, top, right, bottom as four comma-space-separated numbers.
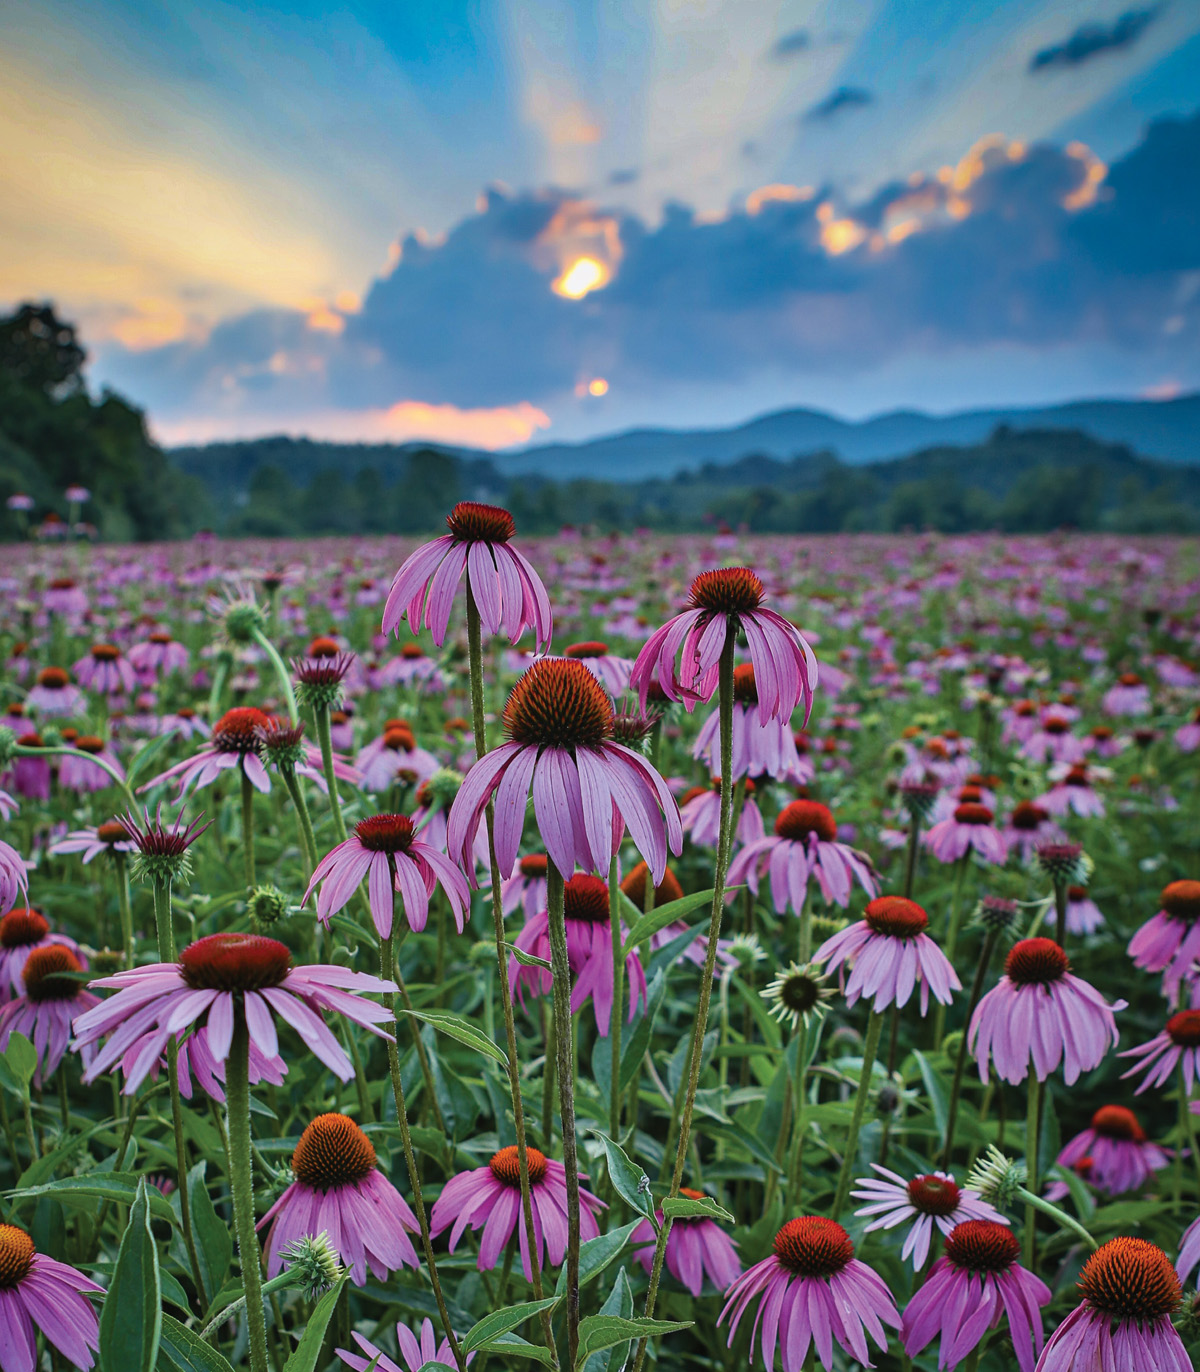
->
0, 518, 1197, 1372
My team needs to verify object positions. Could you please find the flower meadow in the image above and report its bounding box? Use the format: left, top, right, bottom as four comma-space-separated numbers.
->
0, 515, 1196, 1372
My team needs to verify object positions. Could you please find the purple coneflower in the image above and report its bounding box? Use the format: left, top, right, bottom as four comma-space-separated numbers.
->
8, 732, 51, 800
128, 630, 189, 681
429, 1145, 604, 1280
337, 1319, 474, 1372
0, 907, 81, 1001
692, 664, 808, 781
74, 932, 397, 1092
726, 799, 878, 912
1035, 1237, 1189, 1372
1119, 1010, 1200, 1094
1127, 880, 1200, 997
26, 667, 85, 717
814, 895, 960, 1015
631, 1187, 741, 1295
680, 776, 764, 849
259, 1113, 419, 1284
382, 501, 552, 649
969, 938, 1123, 1086
73, 643, 136, 696
355, 721, 439, 793
1037, 763, 1105, 818
58, 736, 124, 795
1055, 1105, 1169, 1196
0, 946, 99, 1085
902, 1220, 1050, 1372
851, 1166, 1006, 1268
718, 1216, 900, 1372
141, 706, 272, 797
561, 639, 632, 694
925, 802, 1008, 865
0, 838, 29, 914
0, 1223, 103, 1372
447, 658, 681, 884
509, 872, 646, 1033
1004, 800, 1065, 861
1102, 672, 1152, 717
42, 578, 87, 618
1177, 1214, 1200, 1284
501, 853, 549, 917
632, 567, 816, 724
1065, 884, 1104, 935
303, 813, 470, 939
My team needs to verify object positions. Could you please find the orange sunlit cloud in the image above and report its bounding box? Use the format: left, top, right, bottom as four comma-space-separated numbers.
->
108, 298, 204, 351
553, 257, 610, 299
746, 184, 815, 215
1062, 142, 1107, 211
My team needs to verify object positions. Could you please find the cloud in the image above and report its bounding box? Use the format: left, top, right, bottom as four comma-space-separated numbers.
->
607, 168, 640, 186
804, 87, 873, 123
770, 29, 810, 59
93, 111, 1200, 442
1030, 7, 1160, 72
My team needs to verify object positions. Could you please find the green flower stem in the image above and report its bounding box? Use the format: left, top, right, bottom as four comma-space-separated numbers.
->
250, 626, 299, 726
113, 850, 134, 970
15, 743, 136, 812
313, 701, 348, 843
464, 586, 559, 1370
632, 635, 736, 1372
279, 765, 319, 874
941, 929, 999, 1170
832, 1009, 885, 1216
381, 931, 466, 1372
207, 650, 233, 722
546, 860, 582, 1370
227, 1010, 269, 1372
902, 813, 922, 900
151, 877, 205, 1306
932, 856, 969, 1050
199, 1266, 306, 1342
608, 853, 624, 1155
785, 1018, 811, 1212
241, 769, 256, 891
1016, 1186, 1096, 1251
1024, 1077, 1044, 1271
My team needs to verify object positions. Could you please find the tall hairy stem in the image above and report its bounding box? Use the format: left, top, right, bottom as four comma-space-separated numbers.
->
608, 854, 624, 1152
941, 929, 999, 1170
465, 587, 559, 1369
832, 1009, 885, 1215
632, 634, 736, 1372
313, 701, 348, 843
226, 1012, 269, 1372
240, 768, 256, 891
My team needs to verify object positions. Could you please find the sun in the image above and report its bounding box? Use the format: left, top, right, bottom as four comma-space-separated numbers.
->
552, 257, 610, 299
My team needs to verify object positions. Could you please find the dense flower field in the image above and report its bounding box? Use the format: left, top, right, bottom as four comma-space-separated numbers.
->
0, 518, 1197, 1372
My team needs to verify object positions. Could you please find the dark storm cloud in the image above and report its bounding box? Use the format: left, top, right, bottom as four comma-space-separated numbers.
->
102, 110, 1200, 420
804, 87, 873, 122
1030, 7, 1161, 71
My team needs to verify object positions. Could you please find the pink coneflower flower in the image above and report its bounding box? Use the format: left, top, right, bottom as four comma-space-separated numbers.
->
116, 1021, 285, 1103
902, 1220, 1050, 1372
968, 938, 1123, 1086
26, 667, 85, 717
74, 932, 397, 1092
0, 839, 29, 914
1119, 1010, 1200, 1095
814, 896, 960, 1016
925, 802, 1008, 865
157, 707, 211, 741
1175, 705, 1200, 753
0, 908, 81, 1001
1038, 763, 1105, 818
337, 1318, 473, 1372
1128, 880, 1200, 997
390, 641, 445, 692
447, 658, 681, 884
692, 664, 808, 782
718, 1216, 900, 1372
561, 640, 633, 694
727, 799, 878, 912
501, 853, 549, 917
0, 946, 99, 1085
680, 776, 764, 849
509, 873, 646, 1034
382, 501, 552, 649
1178, 1214, 1200, 1284
42, 577, 87, 618
7, 732, 50, 801
303, 813, 470, 939
1055, 1105, 1169, 1196
1035, 1238, 1189, 1372
852, 1167, 1006, 1269
1102, 672, 1152, 716
1003, 801, 1065, 861
141, 706, 272, 797
354, 721, 439, 793
128, 631, 189, 681
1065, 884, 1105, 935
632, 567, 816, 724
1020, 710, 1086, 766
631, 1186, 742, 1295
0, 1223, 103, 1371
429, 1145, 604, 1281
58, 736, 125, 795
73, 644, 136, 696
259, 1113, 419, 1284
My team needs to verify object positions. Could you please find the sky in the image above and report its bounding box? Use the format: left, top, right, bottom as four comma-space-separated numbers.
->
4, 0, 1200, 452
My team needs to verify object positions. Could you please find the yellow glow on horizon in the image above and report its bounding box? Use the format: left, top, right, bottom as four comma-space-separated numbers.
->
588, 377, 609, 396
553, 256, 609, 299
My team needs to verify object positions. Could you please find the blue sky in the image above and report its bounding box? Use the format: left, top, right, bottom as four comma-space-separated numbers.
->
3, 0, 1199, 450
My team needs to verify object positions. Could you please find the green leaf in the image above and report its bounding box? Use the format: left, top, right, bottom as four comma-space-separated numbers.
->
283, 1272, 350, 1372
661, 1193, 734, 1223
7, 1172, 177, 1222
465, 1334, 553, 1364
176, 1162, 232, 1307
399, 1008, 509, 1066
707, 1119, 784, 1175
912, 1050, 948, 1141
576, 1316, 693, 1362
618, 968, 667, 1093
1, 1031, 36, 1092
99, 1178, 162, 1372
503, 941, 552, 972
414, 1364, 455, 1372
622, 887, 718, 955
158, 1314, 236, 1372
461, 1296, 561, 1352
17, 1118, 111, 1189
555, 1221, 641, 1297
584, 1268, 635, 1372
591, 1130, 655, 1221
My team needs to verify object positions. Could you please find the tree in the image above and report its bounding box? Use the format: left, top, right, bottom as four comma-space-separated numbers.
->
0, 304, 86, 395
